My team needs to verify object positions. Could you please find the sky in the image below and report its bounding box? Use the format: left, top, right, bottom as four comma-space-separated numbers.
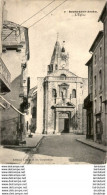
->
5, 0, 106, 88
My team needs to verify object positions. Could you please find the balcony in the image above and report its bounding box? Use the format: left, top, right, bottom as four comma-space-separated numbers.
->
2, 21, 23, 50
84, 93, 93, 109
2, 21, 30, 60
0, 58, 11, 93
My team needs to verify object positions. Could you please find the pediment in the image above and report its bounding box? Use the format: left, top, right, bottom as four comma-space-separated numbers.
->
48, 69, 78, 78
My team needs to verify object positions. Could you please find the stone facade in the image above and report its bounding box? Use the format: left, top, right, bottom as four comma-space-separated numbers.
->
85, 2, 107, 145
1, 76, 25, 144
91, 31, 104, 144
99, 2, 107, 145
2, 20, 30, 99
84, 57, 93, 139
0, 19, 30, 144
85, 31, 104, 144
30, 40, 88, 135
0, 0, 11, 144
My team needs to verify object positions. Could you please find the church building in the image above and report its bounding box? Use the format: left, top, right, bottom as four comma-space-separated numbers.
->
29, 39, 88, 134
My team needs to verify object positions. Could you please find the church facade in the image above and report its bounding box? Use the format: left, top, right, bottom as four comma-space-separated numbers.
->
30, 40, 88, 134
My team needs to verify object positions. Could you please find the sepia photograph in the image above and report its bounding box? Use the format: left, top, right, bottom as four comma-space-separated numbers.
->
0, 0, 107, 164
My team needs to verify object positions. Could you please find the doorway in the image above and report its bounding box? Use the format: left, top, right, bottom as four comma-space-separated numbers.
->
64, 119, 69, 133
59, 118, 69, 133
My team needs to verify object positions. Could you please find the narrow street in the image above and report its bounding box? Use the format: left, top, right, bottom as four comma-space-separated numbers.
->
26, 134, 106, 164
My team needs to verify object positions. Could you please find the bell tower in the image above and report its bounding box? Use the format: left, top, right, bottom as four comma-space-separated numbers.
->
47, 36, 69, 74
60, 41, 69, 70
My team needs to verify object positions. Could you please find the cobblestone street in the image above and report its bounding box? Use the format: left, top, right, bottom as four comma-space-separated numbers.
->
27, 134, 106, 164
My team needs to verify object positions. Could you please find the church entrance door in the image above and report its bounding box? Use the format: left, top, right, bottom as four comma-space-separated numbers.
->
58, 112, 70, 133
64, 119, 69, 133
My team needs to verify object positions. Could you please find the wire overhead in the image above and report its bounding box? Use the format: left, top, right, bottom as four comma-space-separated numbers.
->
3, 0, 55, 41
20, 0, 55, 26
29, 0, 68, 29
3, 0, 68, 41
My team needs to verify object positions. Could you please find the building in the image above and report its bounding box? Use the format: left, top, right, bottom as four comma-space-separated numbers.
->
84, 56, 93, 139
0, 0, 11, 144
0, 19, 30, 144
29, 40, 88, 135
90, 31, 104, 144
98, 2, 107, 145
84, 2, 107, 145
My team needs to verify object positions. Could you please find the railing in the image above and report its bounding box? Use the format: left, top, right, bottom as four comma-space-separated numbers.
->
2, 25, 21, 45
0, 58, 11, 91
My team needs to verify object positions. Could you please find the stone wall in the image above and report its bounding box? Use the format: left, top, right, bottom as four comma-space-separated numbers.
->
92, 36, 104, 143
1, 75, 26, 144
1, 117, 19, 144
